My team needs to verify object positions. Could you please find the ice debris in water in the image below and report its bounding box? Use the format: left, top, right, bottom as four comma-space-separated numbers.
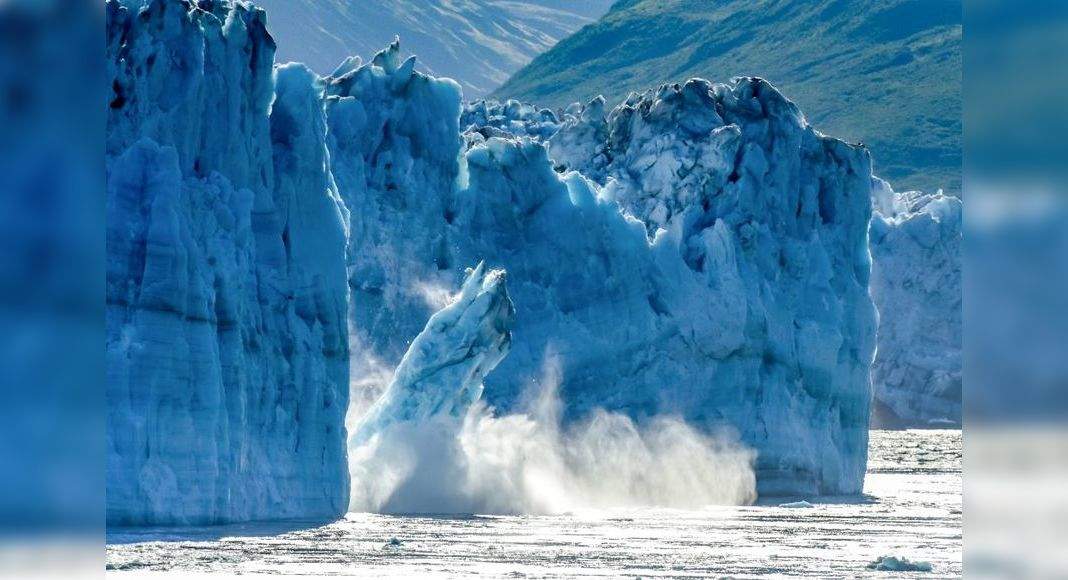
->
779, 500, 814, 509
867, 555, 933, 572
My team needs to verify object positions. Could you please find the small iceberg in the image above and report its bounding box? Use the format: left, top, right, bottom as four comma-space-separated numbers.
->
867, 555, 932, 572
779, 500, 814, 508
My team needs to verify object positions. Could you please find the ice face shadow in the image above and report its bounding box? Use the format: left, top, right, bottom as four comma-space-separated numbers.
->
105, 518, 337, 545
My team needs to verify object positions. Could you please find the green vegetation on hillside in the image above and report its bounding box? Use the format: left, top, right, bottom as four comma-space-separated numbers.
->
493, 0, 961, 194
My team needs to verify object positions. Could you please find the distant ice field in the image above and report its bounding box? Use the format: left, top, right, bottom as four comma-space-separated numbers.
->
106, 430, 962, 578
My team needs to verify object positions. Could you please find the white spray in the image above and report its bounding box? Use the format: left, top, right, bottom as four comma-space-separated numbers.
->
348, 353, 756, 514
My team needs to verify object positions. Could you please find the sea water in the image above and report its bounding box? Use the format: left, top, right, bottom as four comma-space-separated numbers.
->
106, 430, 962, 578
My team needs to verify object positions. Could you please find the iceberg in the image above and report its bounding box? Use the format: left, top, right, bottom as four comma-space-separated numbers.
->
869, 178, 962, 427
106, 0, 349, 525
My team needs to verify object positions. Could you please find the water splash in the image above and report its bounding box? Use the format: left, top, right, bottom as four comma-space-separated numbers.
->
348, 354, 756, 514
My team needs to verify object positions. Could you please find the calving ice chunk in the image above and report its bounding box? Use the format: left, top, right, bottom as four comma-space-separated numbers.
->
348, 265, 756, 514
352, 263, 515, 445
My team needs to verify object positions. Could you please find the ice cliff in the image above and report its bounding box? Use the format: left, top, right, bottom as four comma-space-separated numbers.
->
869, 179, 962, 427
106, 0, 349, 524
470, 95, 963, 430
336, 56, 877, 495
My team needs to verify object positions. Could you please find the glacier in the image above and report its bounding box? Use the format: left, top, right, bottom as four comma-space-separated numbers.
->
869, 179, 962, 427
106, 0, 349, 524
107, 0, 884, 525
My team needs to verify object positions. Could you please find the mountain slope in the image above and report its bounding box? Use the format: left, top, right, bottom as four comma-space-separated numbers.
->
494, 0, 961, 194
256, 0, 615, 97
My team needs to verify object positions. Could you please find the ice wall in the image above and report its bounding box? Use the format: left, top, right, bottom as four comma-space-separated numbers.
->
330, 48, 877, 495
471, 93, 960, 431
869, 179, 962, 427
548, 81, 877, 493
106, 0, 350, 525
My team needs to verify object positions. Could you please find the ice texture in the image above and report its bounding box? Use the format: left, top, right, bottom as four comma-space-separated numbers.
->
106, 0, 350, 524
352, 263, 515, 445
461, 99, 562, 142
869, 178, 962, 427
332, 52, 877, 495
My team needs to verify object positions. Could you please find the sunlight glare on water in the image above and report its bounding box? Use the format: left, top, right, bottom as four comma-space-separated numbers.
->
106, 430, 961, 578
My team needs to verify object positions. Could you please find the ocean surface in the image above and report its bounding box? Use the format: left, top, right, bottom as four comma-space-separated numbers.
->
106, 429, 962, 578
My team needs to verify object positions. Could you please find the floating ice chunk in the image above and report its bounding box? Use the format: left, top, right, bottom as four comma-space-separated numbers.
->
779, 500, 814, 509
867, 555, 933, 572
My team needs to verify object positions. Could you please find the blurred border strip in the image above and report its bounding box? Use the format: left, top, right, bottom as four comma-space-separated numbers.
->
965, 0, 1068, 578
0, 0, 104, 578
